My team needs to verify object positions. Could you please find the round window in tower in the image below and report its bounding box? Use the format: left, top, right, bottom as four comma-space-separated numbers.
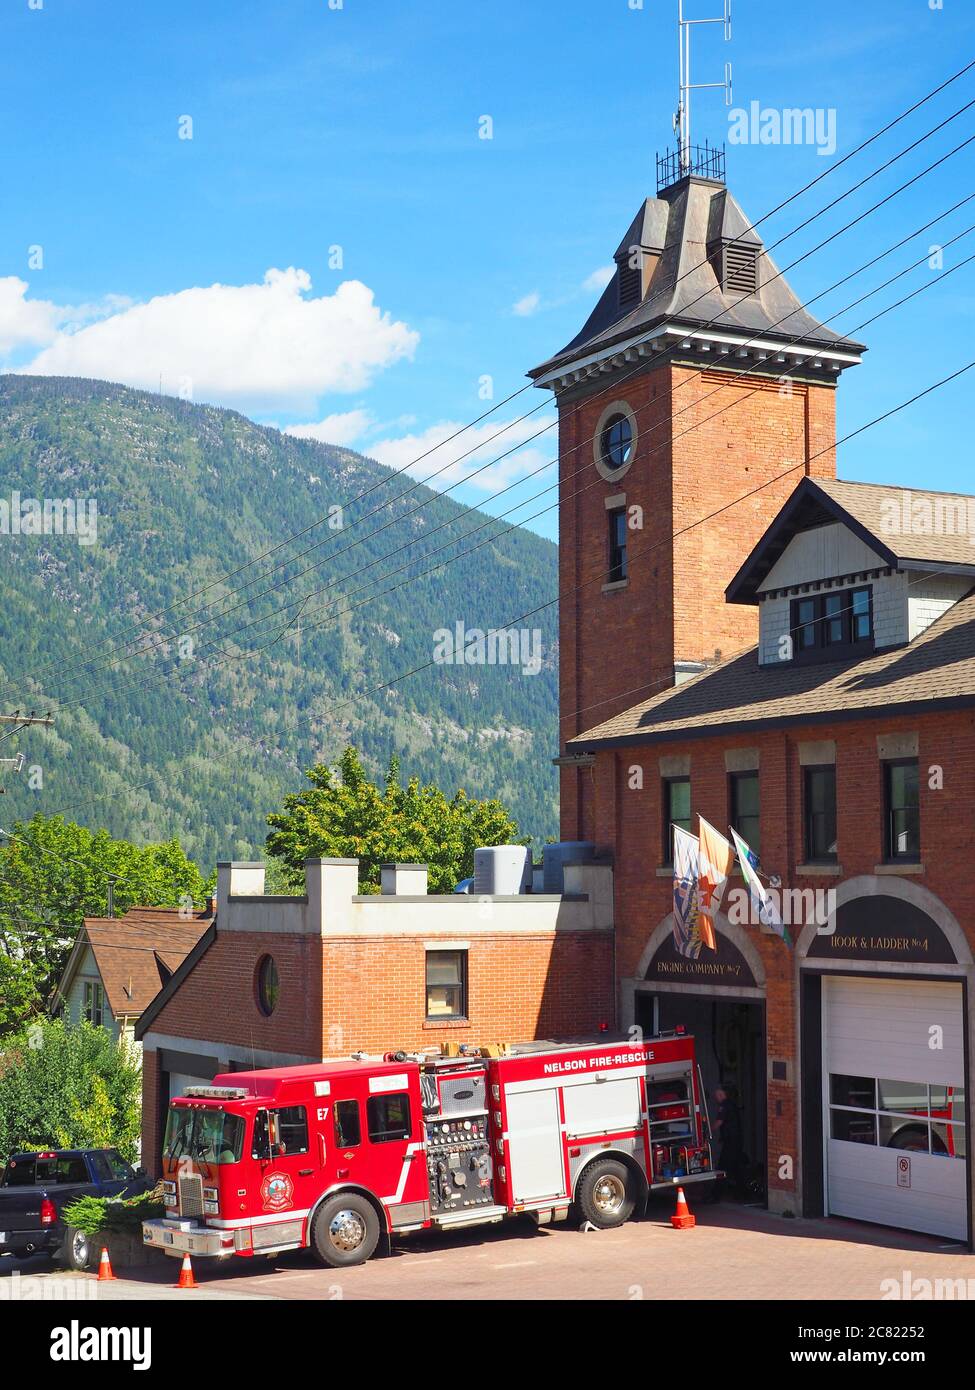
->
256, 955, 280, 1017
594, 401, 637, 481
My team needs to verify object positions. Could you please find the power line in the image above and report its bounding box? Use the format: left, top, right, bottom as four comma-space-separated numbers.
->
3, 63, 973, 705
113, 358, 975, 744
41, 207, 975, 722
23, 120, 975, 716
58, 105, 975, 684
333, 359, 975, 721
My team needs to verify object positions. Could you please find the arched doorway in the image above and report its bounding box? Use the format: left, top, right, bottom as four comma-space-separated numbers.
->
630, 913, 767, 1194
797, 877, 971, 1244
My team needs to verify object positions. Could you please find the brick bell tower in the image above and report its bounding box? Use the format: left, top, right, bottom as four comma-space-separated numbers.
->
528, 159, 866, 840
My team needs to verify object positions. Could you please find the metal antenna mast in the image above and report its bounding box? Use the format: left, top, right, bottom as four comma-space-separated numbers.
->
675, 0, 733, 172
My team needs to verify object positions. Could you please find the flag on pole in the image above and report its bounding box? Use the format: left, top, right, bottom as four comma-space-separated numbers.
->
729, 827, 792, 946
672, 826, 707, 959
697, 817, 734, 951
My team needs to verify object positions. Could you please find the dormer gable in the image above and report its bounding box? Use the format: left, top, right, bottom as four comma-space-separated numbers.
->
727, 478, 975, 668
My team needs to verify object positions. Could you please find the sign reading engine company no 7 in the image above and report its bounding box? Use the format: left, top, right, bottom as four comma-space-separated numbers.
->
645, 930, 758, 987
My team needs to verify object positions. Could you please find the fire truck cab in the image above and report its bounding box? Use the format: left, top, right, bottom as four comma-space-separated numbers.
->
142, 1032, 718, 1268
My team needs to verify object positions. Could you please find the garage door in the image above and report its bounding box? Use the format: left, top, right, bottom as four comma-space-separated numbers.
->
824, 976, 968, 1241
168, 1070, 211, 1101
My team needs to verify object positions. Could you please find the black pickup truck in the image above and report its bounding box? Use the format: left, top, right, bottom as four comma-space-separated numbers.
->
0, 1148, 150, 1269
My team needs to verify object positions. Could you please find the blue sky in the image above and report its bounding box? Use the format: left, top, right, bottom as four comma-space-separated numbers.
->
2, 0, 974, 542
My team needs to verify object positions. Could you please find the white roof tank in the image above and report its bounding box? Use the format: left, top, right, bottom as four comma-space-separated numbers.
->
472, 845, 532, 896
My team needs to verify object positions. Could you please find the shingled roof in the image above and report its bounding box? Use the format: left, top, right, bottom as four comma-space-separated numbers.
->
529, 177, 866, 383
815, 479, 975, 567
727, 477, 975, 603
56, 905, 214, 1021
568, 584, 975, 750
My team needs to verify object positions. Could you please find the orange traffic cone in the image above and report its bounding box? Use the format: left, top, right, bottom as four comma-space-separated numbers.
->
670, 1185, 696, 1230
97, 1246, 117, 1281
175, 1253, 198, 1289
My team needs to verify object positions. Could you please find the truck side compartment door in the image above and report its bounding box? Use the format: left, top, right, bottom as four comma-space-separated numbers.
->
505, 1087, 567, 1203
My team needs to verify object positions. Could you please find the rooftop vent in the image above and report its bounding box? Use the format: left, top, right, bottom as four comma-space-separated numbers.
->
708, 237, 760, 296
723, 240, 759, 294
617, 259, 642, 309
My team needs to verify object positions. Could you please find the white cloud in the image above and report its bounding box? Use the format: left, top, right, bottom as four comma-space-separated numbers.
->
512, 290, 541, 317
0, 278, 66, 354
366, 416, 558, 494
16, 269, 419, 412
284, 408, 373, 446
0, 279, 135, 356
582, 264, 615, 293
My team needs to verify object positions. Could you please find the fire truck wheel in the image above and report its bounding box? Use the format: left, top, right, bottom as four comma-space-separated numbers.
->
310, 1194, 381, 1267
576, 1159, 637, 1229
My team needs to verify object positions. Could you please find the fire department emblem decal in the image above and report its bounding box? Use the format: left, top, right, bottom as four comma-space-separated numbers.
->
261, 1171, 294, 1212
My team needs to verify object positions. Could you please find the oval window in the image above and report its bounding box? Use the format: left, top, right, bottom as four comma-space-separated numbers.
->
257, 955, 280, 1016
600, 412, 633, 472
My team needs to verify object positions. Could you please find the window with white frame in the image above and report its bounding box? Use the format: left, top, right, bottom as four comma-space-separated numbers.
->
83, 980, 105, 1027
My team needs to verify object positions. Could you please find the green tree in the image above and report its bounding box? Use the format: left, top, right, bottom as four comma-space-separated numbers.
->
266, 746, 523, 894
0, 1018, 142, 1163
0, 814, 213, 1032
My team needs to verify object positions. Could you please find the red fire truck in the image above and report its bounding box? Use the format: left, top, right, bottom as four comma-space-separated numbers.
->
142, 1032, 719, 1268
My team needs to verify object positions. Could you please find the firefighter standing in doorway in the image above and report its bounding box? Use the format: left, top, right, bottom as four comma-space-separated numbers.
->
713, 1086, 745, 1192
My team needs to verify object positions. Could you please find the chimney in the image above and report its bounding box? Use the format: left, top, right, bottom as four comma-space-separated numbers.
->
380, 863, 429, 897
216, 861, 266, 919
305, 858, 359, 935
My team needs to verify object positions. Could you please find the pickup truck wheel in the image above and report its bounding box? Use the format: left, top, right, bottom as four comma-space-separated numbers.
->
576, 1158, 637, 1229
310, 1194, 380, 1268
60, 1228, 92, 1271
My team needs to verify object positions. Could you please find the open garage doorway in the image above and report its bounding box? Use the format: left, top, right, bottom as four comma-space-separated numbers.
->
636, 992, 767, 1197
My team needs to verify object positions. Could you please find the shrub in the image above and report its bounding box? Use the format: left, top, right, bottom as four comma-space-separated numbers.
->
62, 1188, 165, 1237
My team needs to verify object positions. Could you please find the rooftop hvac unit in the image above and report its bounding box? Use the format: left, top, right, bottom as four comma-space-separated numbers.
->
542, 841, 596, 895
472, 845, 532, 896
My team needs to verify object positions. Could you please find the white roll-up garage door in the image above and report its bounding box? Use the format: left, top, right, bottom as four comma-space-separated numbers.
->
824, 975, 968, 1241
168, 1071, 211, 1101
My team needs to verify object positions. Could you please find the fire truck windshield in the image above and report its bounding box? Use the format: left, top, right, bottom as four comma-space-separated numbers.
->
165, 1106, 245, 1165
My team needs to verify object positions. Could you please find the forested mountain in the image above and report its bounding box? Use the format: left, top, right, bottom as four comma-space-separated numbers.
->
0, 377, 559, 865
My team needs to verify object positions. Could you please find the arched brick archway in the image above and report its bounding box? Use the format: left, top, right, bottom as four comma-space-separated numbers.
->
636, 910, 768, 989
794, 874, 972, 965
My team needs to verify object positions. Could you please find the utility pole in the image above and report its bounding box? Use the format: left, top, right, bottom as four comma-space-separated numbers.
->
0, 711, 53, 791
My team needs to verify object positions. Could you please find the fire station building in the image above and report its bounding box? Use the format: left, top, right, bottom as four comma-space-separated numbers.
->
535, 167, 975, 1244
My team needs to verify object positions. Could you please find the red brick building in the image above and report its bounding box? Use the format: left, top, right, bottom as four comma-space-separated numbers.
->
136, 859, 614, 1175
534, 169, 975, 1244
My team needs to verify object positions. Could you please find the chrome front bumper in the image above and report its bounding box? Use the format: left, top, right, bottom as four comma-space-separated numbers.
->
142, 1217, 237, 1259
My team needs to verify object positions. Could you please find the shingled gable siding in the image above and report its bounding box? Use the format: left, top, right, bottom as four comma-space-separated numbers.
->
558, 363, 837, 841
593, 708, 975, 1215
